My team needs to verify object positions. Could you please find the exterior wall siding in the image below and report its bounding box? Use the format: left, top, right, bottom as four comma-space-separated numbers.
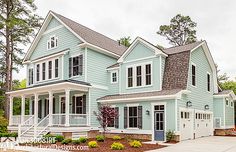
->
213, 98, 224, 127
224, 97, 235, 127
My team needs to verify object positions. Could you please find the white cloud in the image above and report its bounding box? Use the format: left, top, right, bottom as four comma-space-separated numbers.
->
14, 0, 236, 80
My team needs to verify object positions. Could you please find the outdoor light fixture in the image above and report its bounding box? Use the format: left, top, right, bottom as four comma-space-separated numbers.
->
204, 105, 209, 110
186, 101, 192, 107
146, 110, 150, 115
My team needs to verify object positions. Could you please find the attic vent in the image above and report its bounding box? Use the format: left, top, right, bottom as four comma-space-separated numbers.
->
214, 118, 221, 128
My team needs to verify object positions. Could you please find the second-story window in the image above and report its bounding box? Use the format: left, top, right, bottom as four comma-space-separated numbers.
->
145, 64, 151, 85
55, 59, 59, 78
207, 73, 211, 92
69, 55, 83, 77
128, 67, 133, 87
28, 68, 34, 85
47, 35, 58, 50
192, 64, 196, 86
48, 61, 52, 79
42, 62, 46, 80
136, 66, 142, 86
36, 64, 40, 81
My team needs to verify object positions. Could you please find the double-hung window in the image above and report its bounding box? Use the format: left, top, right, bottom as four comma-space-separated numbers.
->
42, 62, 46, 80
55, 59, 59, 78
36, 64, 40, 81
47, 35, 58, 50
207, 73, 211, 92
48, 61, 52, 79
192, 64, 196, 86
145, 64, 151, 85
28, 68, 34, 85
69, 55, 83, 77
111, 71, 118, 83
136, 66, 142, 86
128, 107, 138, 128
128, 67, 133, 87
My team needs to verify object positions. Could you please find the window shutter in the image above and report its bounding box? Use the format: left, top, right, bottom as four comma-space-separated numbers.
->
124, 107, 128, 129
69, 57, 72, 77
53, 98, 55, 114
82, 95, 86, 114
115, 107, 119, 128
79, 55, 83, 75
72, 96, 75, 113
138, 106, 142, 129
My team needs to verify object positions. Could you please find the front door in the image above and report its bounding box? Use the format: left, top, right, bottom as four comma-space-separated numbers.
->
154, 105, 165, 141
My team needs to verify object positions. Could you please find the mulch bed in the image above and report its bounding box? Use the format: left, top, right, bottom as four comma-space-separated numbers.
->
21, 138, 166, 152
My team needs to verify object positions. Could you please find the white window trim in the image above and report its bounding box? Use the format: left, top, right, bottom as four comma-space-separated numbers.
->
69, 54, 83, 78
230, 101, 234, 108
126, 61, 153, 89
207, 72, 211, 93
47, 35, 58, 50
110, 70, 118, 84
225, 98, 229, 107
191, 62, 197, 88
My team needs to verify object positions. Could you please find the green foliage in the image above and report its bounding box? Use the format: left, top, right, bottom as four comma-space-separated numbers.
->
0, 132, 18, 137
79, 137, 88, 143
157, 14, 197, 46
96, 135, 105, 142
0, 116, 8, 133
72, 139, 80, 145
111, 142, 125, 150
61, 138, 72, 145
166, 130, 175, 142
118, 36, 132, 47
55, 135, 64, 142
220, 81, 236, 95
129, 140, 142, 148
112, 135, 122, 140
88, 141, 98, 148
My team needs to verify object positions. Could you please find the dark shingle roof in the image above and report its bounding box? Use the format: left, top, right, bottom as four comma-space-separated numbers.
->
98, 89, 182, 101
163, 41, 203, 55
162, 51, 191, 90
107, 63, 119, 69
214, 90, 233, 95
52, 12, 127, 56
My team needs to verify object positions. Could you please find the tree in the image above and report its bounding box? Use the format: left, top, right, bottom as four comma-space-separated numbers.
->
157, 14, 197, 46
118, 36, 131, 47
220, 80, 236, 95
0, 0, 42, 118
94, 105, 118, 136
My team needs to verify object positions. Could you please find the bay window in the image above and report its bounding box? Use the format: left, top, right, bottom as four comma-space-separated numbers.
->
55, 59, 59, 78
48, 61, 52, 79
136, 66, 142, 86
36, 64, 40, 81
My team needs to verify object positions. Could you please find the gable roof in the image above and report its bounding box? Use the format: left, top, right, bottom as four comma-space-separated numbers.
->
23, 11, 127, 62
117, 37, 168, 63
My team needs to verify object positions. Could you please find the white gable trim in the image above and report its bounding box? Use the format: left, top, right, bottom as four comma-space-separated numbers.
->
191, 41, 218, 94
117, 37, 167, 63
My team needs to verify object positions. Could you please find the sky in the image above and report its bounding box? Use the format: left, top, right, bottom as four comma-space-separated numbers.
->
14, 0, 236, 80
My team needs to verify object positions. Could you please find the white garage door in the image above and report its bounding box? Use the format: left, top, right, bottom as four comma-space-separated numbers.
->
195, 112, 213, 138
180, 110, 193, 141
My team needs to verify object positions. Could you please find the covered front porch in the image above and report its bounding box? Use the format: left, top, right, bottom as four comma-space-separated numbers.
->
7, 80, 91, 138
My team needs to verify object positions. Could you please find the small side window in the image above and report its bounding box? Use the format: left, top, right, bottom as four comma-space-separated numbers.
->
226, 98, 229, 106
47, 35, 58, 50
111, 71, 118, 83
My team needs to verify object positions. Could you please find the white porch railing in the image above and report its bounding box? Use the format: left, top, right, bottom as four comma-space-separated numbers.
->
69, 114, 87, 126
18, 115, 34, 138
35, 115, 49, 138
52, 114, 66, 126
12, 115, 21, 126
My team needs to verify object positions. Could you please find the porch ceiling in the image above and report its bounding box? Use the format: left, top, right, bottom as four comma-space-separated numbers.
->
6, 80, 91, 97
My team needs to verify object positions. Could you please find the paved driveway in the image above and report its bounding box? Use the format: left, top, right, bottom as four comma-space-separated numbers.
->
148, 136, 236, 152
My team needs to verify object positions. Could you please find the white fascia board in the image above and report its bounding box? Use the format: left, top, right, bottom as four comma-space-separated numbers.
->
78, 42, 120, 59
106, 67, 119, 71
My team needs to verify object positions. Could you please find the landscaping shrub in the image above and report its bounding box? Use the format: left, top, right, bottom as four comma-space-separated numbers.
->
166, 130, 175, 142
0, 132, 18, 137
112, 135, 122, 140
0, 117, 8, 133
55, 135, 64, 142
79, 137, 87, 143
111, 142, 125, 150
129, 140, 142, 148
61, 138, 72, 145
96, 135, 105, 142
72, 139, 80, 145
88, 141, 98, 148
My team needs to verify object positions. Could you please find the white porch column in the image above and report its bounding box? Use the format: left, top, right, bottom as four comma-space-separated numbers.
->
21, 95, 25, 123
34, 93, 38, 137
9, 96, 13, 126
48, 91, 53, 126
65, 89, 70, 126
29, 98, 32, 115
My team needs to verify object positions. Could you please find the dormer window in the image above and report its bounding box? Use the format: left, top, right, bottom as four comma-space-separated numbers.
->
47, 35, 58, 50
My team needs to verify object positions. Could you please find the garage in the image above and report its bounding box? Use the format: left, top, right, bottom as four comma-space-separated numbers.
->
195, 112, 213, 138
179, 109, 194, 140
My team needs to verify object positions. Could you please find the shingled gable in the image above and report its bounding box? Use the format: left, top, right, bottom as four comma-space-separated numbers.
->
23, 11, 127, 62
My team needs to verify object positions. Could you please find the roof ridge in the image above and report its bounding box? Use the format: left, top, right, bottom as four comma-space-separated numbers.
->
51, 11, 127, 49
164, 41, 203, 50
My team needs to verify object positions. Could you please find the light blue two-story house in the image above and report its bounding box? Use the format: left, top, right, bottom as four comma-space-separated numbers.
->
7, 11, 235, 141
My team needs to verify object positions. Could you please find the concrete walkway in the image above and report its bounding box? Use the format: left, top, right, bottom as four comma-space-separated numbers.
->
148, 136, 236, 152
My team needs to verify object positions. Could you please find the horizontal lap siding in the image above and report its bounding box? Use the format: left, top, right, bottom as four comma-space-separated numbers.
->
107, 71, 119, 94
213, 98, 224, 127
225, 98, 235, 127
